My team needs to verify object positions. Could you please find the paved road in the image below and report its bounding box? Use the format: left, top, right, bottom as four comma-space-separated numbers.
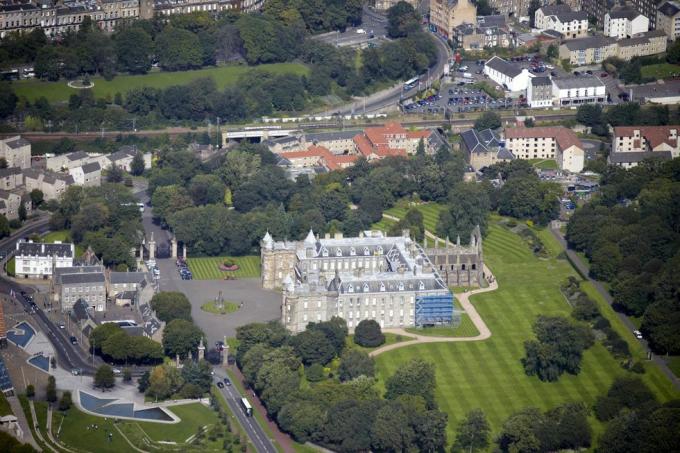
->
0, 214, 50, 259
549, 227, 680, 391
212, 368, 277, 453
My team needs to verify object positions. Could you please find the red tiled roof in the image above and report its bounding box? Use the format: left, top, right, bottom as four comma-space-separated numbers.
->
374, 145, 407, 157
504, 126, 582, 150
614, 126, 679, 149
353, 134, 375, 157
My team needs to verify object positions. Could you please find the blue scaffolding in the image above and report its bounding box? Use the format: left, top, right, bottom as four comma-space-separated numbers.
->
415, 293, 459, 327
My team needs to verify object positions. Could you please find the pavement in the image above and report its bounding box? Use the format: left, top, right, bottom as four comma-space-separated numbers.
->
549, 227, 680, 391
6, 396, 40, 450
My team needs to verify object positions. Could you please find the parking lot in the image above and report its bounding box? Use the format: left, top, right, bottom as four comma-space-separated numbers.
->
403, 82, 524, 115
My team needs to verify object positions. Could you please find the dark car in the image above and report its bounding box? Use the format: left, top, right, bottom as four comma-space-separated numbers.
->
217, 381, 224, 388
224, 377, 231, 386
573, 71, 580, 76
586, 70, 593, 75
69, 336, 77, 345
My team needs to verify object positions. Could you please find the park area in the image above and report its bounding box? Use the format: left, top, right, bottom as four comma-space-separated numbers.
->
374, 219, 680, 441
641, 63, 680, 80
187, 256, 260, 280
13, 63, 309, 103
372, 201, 445, 236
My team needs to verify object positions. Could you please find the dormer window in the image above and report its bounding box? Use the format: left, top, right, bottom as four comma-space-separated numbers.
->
350, 247, 356, 256
398, 282, 404, 291
363, 283, 369, 292
419, 281, 425, 290
336, 248, 342, 257
363, 247, 370, 256
322, 247, 328, 257
348, 284, 354, 293
380, 282, 385, 292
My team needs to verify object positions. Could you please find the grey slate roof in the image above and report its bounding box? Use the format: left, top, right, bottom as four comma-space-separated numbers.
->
532, 76, 552, 86
461, 128, 501, 154
4, 137, 30, 149
66, 150, 89, 161
477, 14, 505, 28
54, 266, 105, 283
554, 11, 588, 22
109, 148, 135, 162
17, 242, 72, 257
81, 162, 101, 174
609, 150, 673, 163
538, 4, 572, 16
61, 273, 105, 285
563, 36, 617, 51
552, 76, 605, 89
609, 7, 640, 20
306, 130, 361, 143
109, 272, 146, 284
485, 56, 522, 78
0, 167, 22, 178
658, 1, 680, 16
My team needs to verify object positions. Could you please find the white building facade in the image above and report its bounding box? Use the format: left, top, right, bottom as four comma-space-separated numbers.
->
604, 8, 650, 38
484, 56, 533, 92
15, 241, 74, 279
552, 76, 607, 106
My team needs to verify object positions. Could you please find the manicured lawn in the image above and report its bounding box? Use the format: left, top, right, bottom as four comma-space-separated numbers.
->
668, 357, 680, 378
5, 257, 15, 276
641, 63, 680, 80
405, 314, 479, 338
382, 202, 446, 237
13, 63, 309, 103
528, 158, 559, 170
201, 300, 240, 315
54, 407, 132, 453
135, 403, 218, 443
374, 220, 680, 443
42, 230, 70, 243
0, 392, 12, 416
346, 332, 413, 353
187, 256, 261, 280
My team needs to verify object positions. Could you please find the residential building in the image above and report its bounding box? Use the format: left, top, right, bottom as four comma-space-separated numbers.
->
460, 128, 515, 170
107, 147, 138, 172
15, 241, 74, 279
617, 29, 667, 59
153, 0, 261, 16
22, 169, 74, 201
582, 0, 626, 27
504, 126, 585, 172
609, 125, 680, 167
0, 190, 24, 221
483, 56, 533, 92
0, 168, 23, 191
541, 9, 589, 39
604, 7, 650, 38
374, 0, 419, 11
453, 23, 484, 49
559, 36, 618, 66
528, 76, 553, 108
631, 0, 664, 28
430, 0, 477, 38
488, 0, 531, 17
534, 4, 572, 30
55, 268, 107, 312
657, 0, 680, 39
188, 143, 220, 162
46, 150, 91, 172
69, 162, 102, 187
0, 136, 31, 169
262, 229, 461, 333
453, 15, 513, 49
552, 76, 607, 106
108, 271, 148, 296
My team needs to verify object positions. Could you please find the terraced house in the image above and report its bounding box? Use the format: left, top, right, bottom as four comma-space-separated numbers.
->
261, 230, 466, 333
609, 125, 680, 167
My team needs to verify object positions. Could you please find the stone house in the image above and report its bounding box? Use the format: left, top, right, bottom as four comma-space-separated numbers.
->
461, 128, 515, 170
657, 1, 680, 40
504, 126, 585, 172
0, 136, 31, 169
0, 190, 24, 221
69, 162, 102, 187
430, 0, 478, 38
0, 167, 23, 191
609, 125, 680, 167
22, 169, 74, 201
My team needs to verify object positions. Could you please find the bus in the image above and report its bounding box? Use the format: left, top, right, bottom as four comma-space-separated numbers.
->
241, 398, 253, 417
404, 76, 419, 91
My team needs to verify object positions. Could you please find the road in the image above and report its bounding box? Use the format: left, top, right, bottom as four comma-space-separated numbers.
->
213, 369, 278, 453
549, 227, 680, 391
314, 5, 388, 48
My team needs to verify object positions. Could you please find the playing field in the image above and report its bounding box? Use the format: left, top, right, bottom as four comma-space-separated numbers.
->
13, 63, 309, 103
187, 256, 261, 280
375, 219, 679, 441
640, 63, 680, 80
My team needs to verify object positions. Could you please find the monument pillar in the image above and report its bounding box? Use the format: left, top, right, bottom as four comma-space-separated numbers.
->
148, 232, 156, 260
182, 244, 187, 260
197, 338, 205, 361
171, 238, 178, 259
223, 335, 229, 366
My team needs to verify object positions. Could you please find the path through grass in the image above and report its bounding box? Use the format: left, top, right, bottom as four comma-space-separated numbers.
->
188, 256, 260, 280
375, 220, 679, 443
14, 63, 309, 103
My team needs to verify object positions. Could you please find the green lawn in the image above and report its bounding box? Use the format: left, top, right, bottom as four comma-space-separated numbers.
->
13, 63, 309, 103
42, 230, 70, 242
54, 407, 133, 453
346, 332, 413, 353
187, 256, 261, 280
668, 357, 680, 378
641, 63, 680, 80
5, 257, 15, 276
201, 300, 240, 315
374, 220, 680, 443
528, 158, 559, 170
382, 202, 446, 237
0, 392, 12, 416
135, 403, 218, 443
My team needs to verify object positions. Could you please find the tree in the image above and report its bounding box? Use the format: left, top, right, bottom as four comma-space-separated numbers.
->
58, 391, 72, 411
278, 401, 326, 443
474, 112, 501, 130
155, 27, 203, 71
370, 401, 415, 452
528, 0, 541, 27
454, 409, 490, 452
0, 84, 18, 119
181, 359, 212, 393
668, 37, 680, 64
546, 43, 559, 60
150, 292, 192, 322
94, 365, 115, 389
496, 408, 541, 453
46, 375, 57, 403
115, 27, 153, 74
137, 370, 151, 393
147, 364, 183, 400
0, 215, 10, 239
437, 182, 490, 243
416, 138, 425, 156
290, 329, 335, 366
107, 164, 124, 183
338, 349, 375, 381
123, 368, 132, 383
353, 319, 385, 348
188, 174, 225, 205
307, 317, 348, 356
18, 203, 26, 222
151, 185, 193, 227
30, 189, 44, 207
385, 358, 437, 408
386, 1, 421, 38
594, 377, 656, 421
130, 152, 145, 176
26, 384, 35, 398
162, 319, 203, 359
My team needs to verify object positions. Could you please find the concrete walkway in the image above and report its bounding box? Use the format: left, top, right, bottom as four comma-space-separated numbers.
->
45, 405, 76, 453
6, 396, 40, 451
28, 399, 57, 452
370, 265, 498, 357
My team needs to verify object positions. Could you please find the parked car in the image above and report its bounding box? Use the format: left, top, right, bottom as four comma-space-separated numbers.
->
217, 381, 224, 388
573, 71, 580, 76
112, 368, 122, 375
58, 322, 65, 329
633, 330, 643, 339
69, 336, 77, 345
71, 368, 82, 376
224, 378, 231, 386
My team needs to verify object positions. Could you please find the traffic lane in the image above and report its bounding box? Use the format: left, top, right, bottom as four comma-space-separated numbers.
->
0, 218, 51, 258
213, 370, 277, 453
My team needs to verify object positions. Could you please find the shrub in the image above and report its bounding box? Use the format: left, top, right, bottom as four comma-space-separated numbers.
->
305, 363, 325, 382
354, 320, 385, 348
58, 391, 72, 411
630, 362, 645, 374
593, 316, 611, 330
572, 294, 601, 321
179, 383, 204, 399
25, 384, 35, 398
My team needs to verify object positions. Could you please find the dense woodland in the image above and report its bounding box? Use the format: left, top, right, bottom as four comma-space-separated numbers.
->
0, 3, 436, 130
567, 158, 680, 355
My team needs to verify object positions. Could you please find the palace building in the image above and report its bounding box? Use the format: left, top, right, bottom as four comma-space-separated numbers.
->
261, 229, 484, 333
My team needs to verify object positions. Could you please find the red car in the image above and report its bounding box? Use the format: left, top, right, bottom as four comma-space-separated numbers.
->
600, 72, 608, 77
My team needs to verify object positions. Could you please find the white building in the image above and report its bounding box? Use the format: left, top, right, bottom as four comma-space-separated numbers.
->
527, 76, 554, 108
604, 7, 650, 38
534, 4, 573, 30
69, 162, 102, 187
609, 126, 680, 168
15, 241, 74, 279
0, 136, 31, 170
484, 56, 533, 92
504, 126, 585, 172
552, 76, 607, 107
